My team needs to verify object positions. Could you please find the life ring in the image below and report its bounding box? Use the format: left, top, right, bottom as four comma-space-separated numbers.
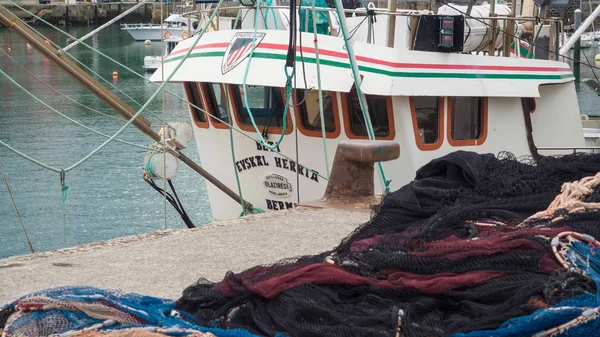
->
164, 31, 172, 40
181, 31, 189, 40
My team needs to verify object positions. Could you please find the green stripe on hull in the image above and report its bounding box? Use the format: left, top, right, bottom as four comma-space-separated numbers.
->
164, 51, 575, 81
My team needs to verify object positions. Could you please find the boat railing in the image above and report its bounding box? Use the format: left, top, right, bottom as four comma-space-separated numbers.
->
120, 22, 163, 29
184, 4, 561, 24
183, 4, 563, 56
538, 146, 600, 154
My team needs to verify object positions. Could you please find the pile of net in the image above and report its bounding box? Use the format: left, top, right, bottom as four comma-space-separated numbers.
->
4, 150, 600, 337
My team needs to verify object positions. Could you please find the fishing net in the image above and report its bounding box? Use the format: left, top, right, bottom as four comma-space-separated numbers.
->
0, 286, 263, 337
5, 151, 600, 337
173, 151, 600, 337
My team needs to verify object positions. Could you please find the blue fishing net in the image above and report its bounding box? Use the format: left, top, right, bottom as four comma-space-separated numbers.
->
0, 286, 267, 337
452, 241, 600, 337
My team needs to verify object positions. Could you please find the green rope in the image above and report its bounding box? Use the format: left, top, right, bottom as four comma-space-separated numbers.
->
224, 86, 248, 216
241, 0, 294, 151
2, 0, 172, 126
331, 0, 390, 192
233, 8, 242, 29
312, 0, 330, 178
0, 67, 153, 151
0, 0, 226, 174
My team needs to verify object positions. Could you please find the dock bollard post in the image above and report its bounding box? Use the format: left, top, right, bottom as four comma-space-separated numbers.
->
321, 140, 400, 204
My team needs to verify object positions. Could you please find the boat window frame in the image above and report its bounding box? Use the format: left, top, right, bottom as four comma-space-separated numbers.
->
183, 82, 209, 128
447, 97, 488, 146
227, 84, 294, 135
200, 83, 231, 130
409, 96, 445, 151
341, 91, 395, 140
293, 89, 341, 139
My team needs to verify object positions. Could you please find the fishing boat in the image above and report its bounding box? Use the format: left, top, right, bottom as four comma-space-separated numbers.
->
149, 0, 596, 220
121, 13, 198, 41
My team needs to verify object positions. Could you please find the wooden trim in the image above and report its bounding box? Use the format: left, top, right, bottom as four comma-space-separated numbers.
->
341, 93, 396, 140
293, 90, 341, 139
184, 82, 209, 129
200, 83, 230, 130
447, 97, 488, 146
227, 84, 293, 135
409, 96, 444, 151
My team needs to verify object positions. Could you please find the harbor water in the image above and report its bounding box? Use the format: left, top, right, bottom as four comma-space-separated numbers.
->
0, 24, 212, 259
2, 23, 600, 259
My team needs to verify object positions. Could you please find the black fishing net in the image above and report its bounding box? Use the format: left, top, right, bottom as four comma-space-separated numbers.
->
176, 151, 600, 337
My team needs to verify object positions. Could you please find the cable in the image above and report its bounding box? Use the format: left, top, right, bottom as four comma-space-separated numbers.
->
143, 175, 195, 229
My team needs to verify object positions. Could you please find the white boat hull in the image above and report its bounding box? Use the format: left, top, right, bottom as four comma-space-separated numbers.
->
123, 26, 191, 41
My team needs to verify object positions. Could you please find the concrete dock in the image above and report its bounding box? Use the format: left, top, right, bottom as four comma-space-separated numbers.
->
0, 208, 370, 304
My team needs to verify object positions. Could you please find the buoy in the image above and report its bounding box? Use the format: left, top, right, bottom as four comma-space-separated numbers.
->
144, 40, 151, 45
7, 47, 10, 52
112, 71, 118, 77
595, 54, 600, 62
143, 152, 179, 180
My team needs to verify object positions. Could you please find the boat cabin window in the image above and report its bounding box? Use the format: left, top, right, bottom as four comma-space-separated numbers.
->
202, 83, 230, 125
183, 82, 207, 126
346, 87, 391, 138
410, 97, 443, 150
230, 84, 287, 128
297, 90, 336, 133
449, 97, 487, 145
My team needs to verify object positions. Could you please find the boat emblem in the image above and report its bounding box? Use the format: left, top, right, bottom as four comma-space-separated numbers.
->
263, 173, 293, 198
222, 32, 266, 74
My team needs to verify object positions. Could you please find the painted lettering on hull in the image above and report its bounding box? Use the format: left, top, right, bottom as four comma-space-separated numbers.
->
274, 157, 319, 182
266, 199, 296, 210
235, 155, 269, 172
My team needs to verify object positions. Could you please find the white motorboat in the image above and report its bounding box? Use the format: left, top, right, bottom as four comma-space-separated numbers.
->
121, 14, 197, 41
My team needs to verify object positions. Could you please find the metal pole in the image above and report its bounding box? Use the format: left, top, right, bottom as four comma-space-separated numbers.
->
574, 9, 581, 82
63, 0, 149, 52
0, 7, 255, 213
386, 0, 397, 47
560, 4, 600, 54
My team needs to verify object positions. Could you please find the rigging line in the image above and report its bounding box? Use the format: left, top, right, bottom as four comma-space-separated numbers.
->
61, 0, 228, 173
0, 67, 154, 151
0, 0, 226, 175
312, 0, 330, 178
0, 49, 123, 122
0, 1, 170, 125
240, 0, 294, 151
161, 0, 167, 231
0, 163, 34, 254
332, 0, 390, 192
438, 0, 600, 72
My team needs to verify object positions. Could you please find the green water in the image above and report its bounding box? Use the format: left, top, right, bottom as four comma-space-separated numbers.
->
0, 24, 212, 259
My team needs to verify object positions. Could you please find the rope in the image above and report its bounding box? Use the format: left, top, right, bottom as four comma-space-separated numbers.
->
331, 0, 390, 192
526, 172, 600, 222
0, 0, 226, 175
0, 48, 123, 122
0, 67, 153, 151
0, 163, 34, 253
312, 0, 330, 178
0, 2, 328, 182
241, 0, 294, 151
223, 86, 247, 216
1, 0, 171, 126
